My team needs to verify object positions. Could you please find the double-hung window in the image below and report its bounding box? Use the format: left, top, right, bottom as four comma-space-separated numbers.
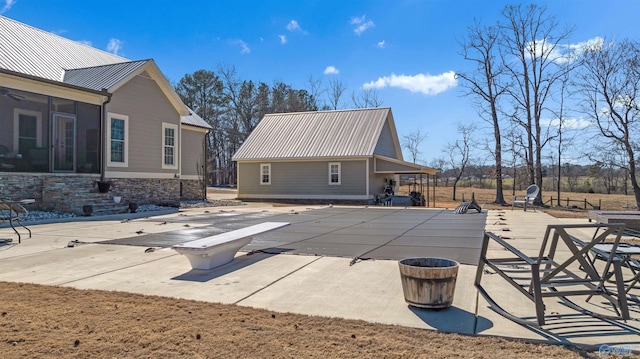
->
329, 162, 341, 185
162, 123, 178, 169
107, 113, 128, 167
260, 163, 271, 185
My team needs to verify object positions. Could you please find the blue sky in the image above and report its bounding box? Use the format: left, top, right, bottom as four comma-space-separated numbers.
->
2, 0, 638, 165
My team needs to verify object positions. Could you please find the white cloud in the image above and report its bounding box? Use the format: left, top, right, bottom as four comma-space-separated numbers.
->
350, 15, 364, 24
106, 38, 122, 55
542, 117, 592, 129
279, 35, 287, 44
324, 66, 339, 75
230, 39, 250, 54
0, 0, 15, 14
377, 40, 386, 49
527, 37, 604, 65
78, 40, 92, 46
363, 71, 457, 96
286, 20, 307, 34
350, 15, 375, 35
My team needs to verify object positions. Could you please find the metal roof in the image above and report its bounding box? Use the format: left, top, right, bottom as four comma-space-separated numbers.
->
0, 15, 128, 81
63, 60, 149, 91
0, 15, 202, 125
233, 108, 392, 160
181, 107, 213, 130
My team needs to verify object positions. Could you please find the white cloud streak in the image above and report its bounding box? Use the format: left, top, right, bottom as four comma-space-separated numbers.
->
106, 38, 122, 55
230, 39, 250, 54
279, 35, 287, 44
377, 40, 386, 49
78, 40, 92, 46
0, 0, 15, 14
324, 66, 339, 75
350, 15, 374, 35
363, 71, 457, 96
542, 117, 592, 129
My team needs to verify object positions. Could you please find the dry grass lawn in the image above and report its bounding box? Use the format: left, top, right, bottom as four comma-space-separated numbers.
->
1, 282, 599, 359
3, 187, 639, 358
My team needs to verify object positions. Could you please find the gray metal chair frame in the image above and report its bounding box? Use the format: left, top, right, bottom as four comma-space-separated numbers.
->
475, 223, 630, 327
0, 199, 32, 243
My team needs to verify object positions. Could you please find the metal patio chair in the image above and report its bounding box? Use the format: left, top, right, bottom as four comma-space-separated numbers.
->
475, 223, 630, 326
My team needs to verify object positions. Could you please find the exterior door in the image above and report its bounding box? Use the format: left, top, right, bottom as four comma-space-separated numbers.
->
52, 113, 76, 171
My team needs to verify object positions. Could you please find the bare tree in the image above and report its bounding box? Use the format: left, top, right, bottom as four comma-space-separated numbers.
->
577, 38, 640, 208
402, 130, 427, 164
306, 75, 324, 110
352, 88, 384, 108
326, 79, 347, 110
500, 4, 575, 204
458, 20, 507, 204
402, 129, 427, 188
444, 124, 475, 201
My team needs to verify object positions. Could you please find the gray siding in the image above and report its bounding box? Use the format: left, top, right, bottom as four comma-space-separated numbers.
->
106, 74, 181, 173
181, 129, 205, 177
369, 158, 386, 195
238, 160, 367, 197
373, 120, 398, 158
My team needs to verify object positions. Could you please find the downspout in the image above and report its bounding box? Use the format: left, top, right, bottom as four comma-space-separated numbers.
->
204, 130, 209, 200
100, 88, 112, 182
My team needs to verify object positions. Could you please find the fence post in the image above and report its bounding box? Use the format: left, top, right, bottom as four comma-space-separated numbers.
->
584, 199, 587, 209
567, 198, 570, 207
599, 199, 601, 210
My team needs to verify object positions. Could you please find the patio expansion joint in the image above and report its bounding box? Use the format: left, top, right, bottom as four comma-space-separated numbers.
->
233, 256, 324, 305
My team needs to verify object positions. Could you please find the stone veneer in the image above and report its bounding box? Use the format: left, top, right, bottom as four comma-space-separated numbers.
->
0, 173, 204, 214
180, 179, 206, 201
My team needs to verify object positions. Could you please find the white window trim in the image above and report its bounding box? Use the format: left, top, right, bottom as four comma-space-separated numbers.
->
13, 109, 43, 154
329, 162, 341, 185
161, 122, 179, 170
260, 163, 271, 185
107, 112, 128, 167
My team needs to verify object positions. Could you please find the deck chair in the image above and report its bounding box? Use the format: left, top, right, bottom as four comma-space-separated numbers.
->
512, 184, 539, 211
475, 223, 630, 327
454, 192, 481, 214
0, 199, 32, 243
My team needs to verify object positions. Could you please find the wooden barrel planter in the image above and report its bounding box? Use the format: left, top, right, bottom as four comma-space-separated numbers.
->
398, 257, 459, 309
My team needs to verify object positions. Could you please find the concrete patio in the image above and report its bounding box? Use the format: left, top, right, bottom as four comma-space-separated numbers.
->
0, 202, 638, 353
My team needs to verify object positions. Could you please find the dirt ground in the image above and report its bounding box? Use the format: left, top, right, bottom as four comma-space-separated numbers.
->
2, 188, 638, 358
1, 282, 602, 359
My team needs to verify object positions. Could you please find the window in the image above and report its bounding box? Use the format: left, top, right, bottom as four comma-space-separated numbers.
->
13, 109, 42, 155
329, 162, 341, 185
260, 163, 271, 185
162, 123, 178, 169
107, 113, 128, 167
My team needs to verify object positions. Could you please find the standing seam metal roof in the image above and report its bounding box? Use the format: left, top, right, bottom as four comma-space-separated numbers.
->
63, 60, 150, 91
233, 108, 391, 160
0, 15, 207, 129
0, 16, 129, 81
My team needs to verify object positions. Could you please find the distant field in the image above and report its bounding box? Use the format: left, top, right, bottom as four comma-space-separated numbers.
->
397, 185, 638, 214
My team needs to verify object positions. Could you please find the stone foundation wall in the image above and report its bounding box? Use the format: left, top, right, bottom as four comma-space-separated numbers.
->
0, 174, 47, 208
0, 174, 190, 214
180, 180, 205, 201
